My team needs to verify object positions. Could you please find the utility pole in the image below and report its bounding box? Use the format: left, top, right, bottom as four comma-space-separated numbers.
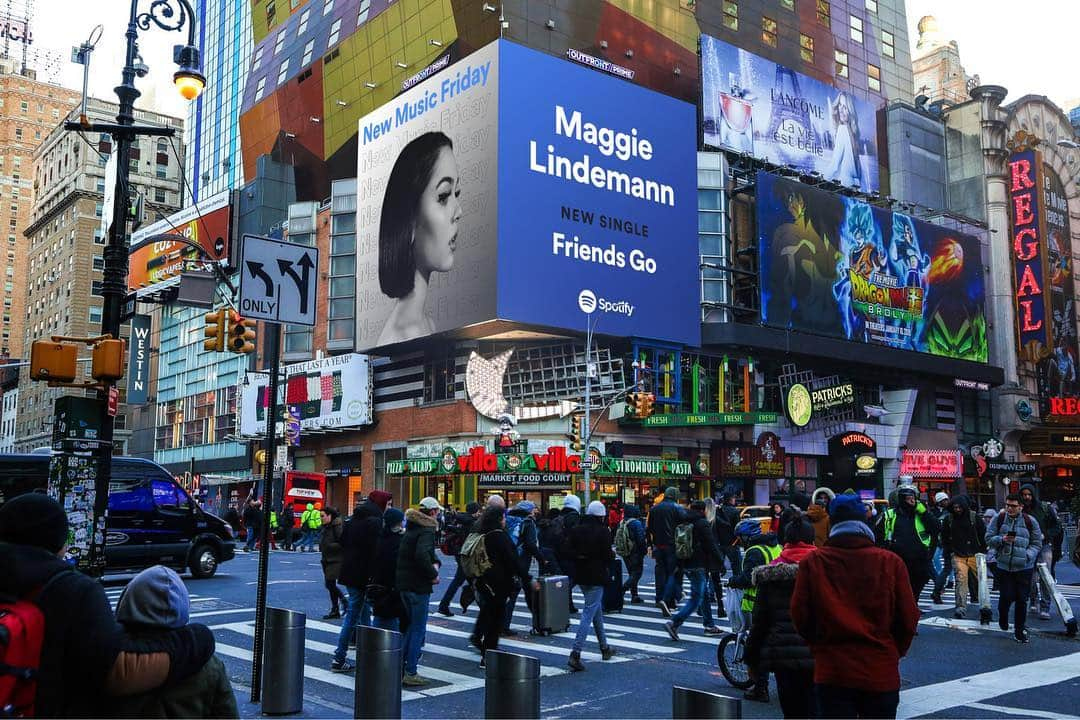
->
250, 322, 281, 702
57, 0, 203, 575
583, 317, 594, 506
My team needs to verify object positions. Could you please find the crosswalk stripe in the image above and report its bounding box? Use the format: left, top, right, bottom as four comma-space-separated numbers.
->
216, 621, 490, 697
210, 633, 424, 702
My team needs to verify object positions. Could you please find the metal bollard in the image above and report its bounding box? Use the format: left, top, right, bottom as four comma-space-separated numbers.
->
672, 685, 741, 719
484, 650, 540, 719
354, 626, 403, 720
976, 553, 992, 625
261, 607, 306, 715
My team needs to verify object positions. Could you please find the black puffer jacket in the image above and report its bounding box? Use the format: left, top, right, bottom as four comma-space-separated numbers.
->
565, 515, 614, 586
338, 500, 384, 588
743, 562, 813, 673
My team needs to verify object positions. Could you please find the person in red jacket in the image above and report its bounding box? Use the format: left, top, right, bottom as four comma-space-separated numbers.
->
791, 493, 920, 719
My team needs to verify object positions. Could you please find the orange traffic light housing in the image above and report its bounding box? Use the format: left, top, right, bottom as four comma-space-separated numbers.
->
639, 392, 655, 419
90, 338, 126, 381
203, 310, 227, 352
228, 313, 257, 354
30, 340, 78, 382
569, 412, 584, 451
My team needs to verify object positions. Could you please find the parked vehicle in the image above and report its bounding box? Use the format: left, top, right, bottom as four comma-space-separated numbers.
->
0, 453, 236, 578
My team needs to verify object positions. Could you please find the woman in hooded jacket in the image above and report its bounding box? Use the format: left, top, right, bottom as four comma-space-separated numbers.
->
807, 487, 835, 547
744, 519, 817, 718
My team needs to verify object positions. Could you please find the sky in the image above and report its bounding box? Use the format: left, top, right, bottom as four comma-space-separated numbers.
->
28, 1, 189, 120
19, 0, 1080, 123
905, 0, 1080, 110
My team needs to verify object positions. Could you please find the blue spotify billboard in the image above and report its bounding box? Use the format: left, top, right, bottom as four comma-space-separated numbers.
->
355, 40, 699, 351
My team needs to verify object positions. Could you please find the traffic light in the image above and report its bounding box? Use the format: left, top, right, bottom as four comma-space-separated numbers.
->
625, 392, 641, 418
228, 313, 257, 354
569, 412, 584, 452
639, 392, 655, 419
203, 310, 228, 352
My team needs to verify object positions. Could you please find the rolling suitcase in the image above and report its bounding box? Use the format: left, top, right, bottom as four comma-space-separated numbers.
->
602, 558, 624, 613
531, 574, 571, 635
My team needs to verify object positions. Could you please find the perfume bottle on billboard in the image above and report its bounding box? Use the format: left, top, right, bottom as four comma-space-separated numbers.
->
719, 72, 754, 153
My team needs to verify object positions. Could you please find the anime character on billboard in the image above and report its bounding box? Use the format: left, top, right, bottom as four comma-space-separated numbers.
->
375, 131, 463, 347
826, 92, 864, 191
889, 215, 930, 289
767, 186, 842, 335
833, 200, 883, 341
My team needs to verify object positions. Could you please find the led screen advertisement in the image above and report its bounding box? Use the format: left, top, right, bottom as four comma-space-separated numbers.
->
238, 354, 373, 437
1040, 162, 1079, 401
354, 40, 699, 351
758, 172, 988, 362
129, 191, 232, 292
701, 35, 880, 193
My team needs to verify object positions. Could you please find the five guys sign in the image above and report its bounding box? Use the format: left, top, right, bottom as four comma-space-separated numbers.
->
1008, 145, 1054, 361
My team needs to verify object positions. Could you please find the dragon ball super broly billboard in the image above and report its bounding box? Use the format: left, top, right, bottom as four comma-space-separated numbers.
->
757, 172, 988, 362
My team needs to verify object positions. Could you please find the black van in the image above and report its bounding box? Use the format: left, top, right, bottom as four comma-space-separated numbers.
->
0, 454, 236, 578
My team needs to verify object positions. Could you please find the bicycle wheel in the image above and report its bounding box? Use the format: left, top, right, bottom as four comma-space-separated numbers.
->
717, 633, 754, 689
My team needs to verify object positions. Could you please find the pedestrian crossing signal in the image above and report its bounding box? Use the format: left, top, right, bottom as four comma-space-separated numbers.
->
228, 313, 257, 354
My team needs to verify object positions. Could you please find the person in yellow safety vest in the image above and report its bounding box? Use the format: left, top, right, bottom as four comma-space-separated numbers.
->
881, 484, 940, 601
728, 517, 781, 703
299, 503, 322, 552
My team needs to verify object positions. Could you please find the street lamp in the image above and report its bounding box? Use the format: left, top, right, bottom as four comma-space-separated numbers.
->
173, 43, 205, 100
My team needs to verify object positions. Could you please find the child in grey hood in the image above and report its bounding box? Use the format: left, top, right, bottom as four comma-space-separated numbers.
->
110, 566, 239, 718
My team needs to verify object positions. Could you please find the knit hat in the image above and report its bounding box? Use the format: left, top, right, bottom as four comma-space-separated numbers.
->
115, 565, 190, 629
0, 493, 69, 554
586, 501, 606, 517
418, 497, 442, 511
828, 493, 866, 525
383, 507, 405, 531
562, 495, 582, 511
934, 492, 949, 504
367, 490, 392, 511
515, 500, 537, 513
664, 487, 679, 500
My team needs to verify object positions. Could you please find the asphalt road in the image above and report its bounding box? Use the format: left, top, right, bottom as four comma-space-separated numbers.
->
102, 550, 1080, 719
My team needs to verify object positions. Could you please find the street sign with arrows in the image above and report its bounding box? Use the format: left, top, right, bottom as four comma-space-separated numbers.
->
238, 234, 319, 326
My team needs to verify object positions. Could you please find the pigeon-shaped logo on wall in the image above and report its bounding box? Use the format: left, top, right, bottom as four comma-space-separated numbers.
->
466, 349, 578, 421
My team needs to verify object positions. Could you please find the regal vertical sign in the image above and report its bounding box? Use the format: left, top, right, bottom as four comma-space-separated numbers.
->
1008, 148, 1053, 361
126, 314, 151, 404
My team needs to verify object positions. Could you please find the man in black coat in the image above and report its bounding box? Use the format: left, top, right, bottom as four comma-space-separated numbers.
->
647, 487, 687, 612
663, 499, 724, 641
330, 490, 392, 673
940, 495, 987, 618
242, 498, 261, 552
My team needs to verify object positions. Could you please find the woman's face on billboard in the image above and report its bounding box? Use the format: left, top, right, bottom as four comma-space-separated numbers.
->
413, 146, 462, 276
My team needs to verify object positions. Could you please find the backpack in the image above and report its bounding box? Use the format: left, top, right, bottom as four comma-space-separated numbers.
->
440, 516, 469, 556
0, 571, 70, 717
458, 532, 493, 579
997, 511, 1033, 533
675, 522, 695, 560
614, 520, 633, 557
505, 515, 526, 556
